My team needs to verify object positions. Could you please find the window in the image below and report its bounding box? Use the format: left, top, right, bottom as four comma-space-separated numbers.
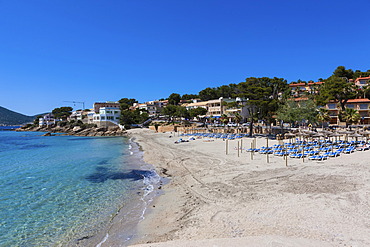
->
359, 104, 368, 110
101, 116, 105, 120
346, 104, 354, 109
328, 103, 336, 109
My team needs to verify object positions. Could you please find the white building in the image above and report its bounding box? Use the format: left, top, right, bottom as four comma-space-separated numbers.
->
185, 100, 208, 111
69, 110, 83, 121
92, 107, 121, 127
134, 100, 166, 117
205, 97, 250, 122
39, 113, 56, 127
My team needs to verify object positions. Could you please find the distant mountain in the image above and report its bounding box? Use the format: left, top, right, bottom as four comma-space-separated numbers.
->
0, 106, 36, 125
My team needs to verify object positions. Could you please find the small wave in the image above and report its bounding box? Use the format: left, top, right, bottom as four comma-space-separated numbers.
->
130, 151, 133, 155
142, 172, 160, 197
138, 170, 161, 220
128, 144, 132, 150
96, 233, 109, 247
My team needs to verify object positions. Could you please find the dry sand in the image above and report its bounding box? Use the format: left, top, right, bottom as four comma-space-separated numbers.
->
124, 129, 369, 247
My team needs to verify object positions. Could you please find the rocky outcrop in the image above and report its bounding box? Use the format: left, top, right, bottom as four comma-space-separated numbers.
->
17, 124, 127, 137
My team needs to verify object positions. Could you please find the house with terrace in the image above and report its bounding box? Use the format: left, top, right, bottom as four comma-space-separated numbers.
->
89, 102, 122, 128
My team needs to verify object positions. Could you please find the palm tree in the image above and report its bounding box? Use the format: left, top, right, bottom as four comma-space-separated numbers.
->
234, 112, 243, 124
220, 114, 229, 125
317, 108, 331, 128
339, 108, 361, 127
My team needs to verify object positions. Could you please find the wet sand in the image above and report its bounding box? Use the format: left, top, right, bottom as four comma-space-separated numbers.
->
123, 129, 369, 247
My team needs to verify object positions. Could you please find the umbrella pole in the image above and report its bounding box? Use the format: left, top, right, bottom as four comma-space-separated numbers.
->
237, 141, 240, 157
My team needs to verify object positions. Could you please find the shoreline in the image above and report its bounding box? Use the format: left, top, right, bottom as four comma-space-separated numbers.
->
16, 124, 127, 137
126, 129, 370, 247
88, 134, 165, 247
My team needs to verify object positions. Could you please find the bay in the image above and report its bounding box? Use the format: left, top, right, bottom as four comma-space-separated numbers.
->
0, 131, 158, 246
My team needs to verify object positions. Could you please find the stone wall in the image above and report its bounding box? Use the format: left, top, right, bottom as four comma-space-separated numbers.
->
157, 125, 176, 133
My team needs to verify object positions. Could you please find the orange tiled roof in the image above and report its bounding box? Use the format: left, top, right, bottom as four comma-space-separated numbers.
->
293, 97, 309, 101
308, 81, 324, 85
355, 76, 370, 82
289, 81, 323, 87
289, 83, 305, 87
347, 98, 370, 103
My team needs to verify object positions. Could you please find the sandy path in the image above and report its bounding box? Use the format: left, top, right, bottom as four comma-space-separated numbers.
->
127, 129, 370, 247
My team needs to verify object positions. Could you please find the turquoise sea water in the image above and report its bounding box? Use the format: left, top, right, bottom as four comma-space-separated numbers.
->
0, 131, 159, 246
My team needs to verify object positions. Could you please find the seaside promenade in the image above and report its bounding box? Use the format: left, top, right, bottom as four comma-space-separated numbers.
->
108, 128, 370, 247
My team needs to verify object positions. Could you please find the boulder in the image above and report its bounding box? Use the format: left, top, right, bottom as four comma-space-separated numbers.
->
72, 126, 82, 132
108, 126, 119, 131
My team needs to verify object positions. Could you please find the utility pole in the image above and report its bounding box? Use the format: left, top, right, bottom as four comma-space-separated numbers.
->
63, 101, 85, 110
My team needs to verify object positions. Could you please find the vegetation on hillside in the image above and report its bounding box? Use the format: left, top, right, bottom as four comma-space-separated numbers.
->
0, 106, 36, 125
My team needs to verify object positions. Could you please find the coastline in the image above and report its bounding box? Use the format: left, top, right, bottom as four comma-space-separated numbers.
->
126, 128, 370, 247
16, 124, 127, 137
87, 134, 164, 247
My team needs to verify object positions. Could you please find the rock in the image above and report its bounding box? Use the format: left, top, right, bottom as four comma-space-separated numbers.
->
96, 127, 107, 132
72, 126, 82, 132
108, 126, 119, 131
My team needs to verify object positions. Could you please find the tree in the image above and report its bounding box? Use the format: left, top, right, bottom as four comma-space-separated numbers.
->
175, 106, 189, 121
168, 93, 181, 105
315, 76, 358, 111
198, 84, 239, 101
276, 99, 318, 127
162, 105, 178, 122
317, 108, 331, 128
199, 87, 219, 101
162, 105, 189, 122
52, 107, 73, 120
181, 94, 198, 100
236, 77, 288, 136
118, 98, 147, 128
188, 107, 207, 119
119, 98, 138, 110
237, 78, 272, 136
353, 69, 370, 79
33, 115, 43, 126
220, 114, 229, 125
339, 108, 360, 127
233, 112, 243, 123
362, 84, 370, 99
333, 66, 354, 79
119, 108, 149, 129
217, 85, 234, 98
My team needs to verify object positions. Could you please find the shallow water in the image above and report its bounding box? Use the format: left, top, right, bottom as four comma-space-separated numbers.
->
0, 131, 159, 246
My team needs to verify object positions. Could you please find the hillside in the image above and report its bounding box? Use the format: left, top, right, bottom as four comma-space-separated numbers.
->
0, 106, 36, 125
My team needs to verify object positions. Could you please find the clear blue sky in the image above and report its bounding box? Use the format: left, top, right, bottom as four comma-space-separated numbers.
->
1, 0, 369, 115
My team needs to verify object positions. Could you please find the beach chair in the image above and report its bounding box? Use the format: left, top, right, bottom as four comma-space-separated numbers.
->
308, 155, 318, 160
343, 147, 355, 154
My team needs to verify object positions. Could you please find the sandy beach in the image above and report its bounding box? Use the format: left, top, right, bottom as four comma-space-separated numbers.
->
119, 129, 370, 247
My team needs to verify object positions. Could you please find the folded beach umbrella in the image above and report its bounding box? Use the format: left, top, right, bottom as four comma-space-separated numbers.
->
349, 132, 363, 142
318, 130, 332, 136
